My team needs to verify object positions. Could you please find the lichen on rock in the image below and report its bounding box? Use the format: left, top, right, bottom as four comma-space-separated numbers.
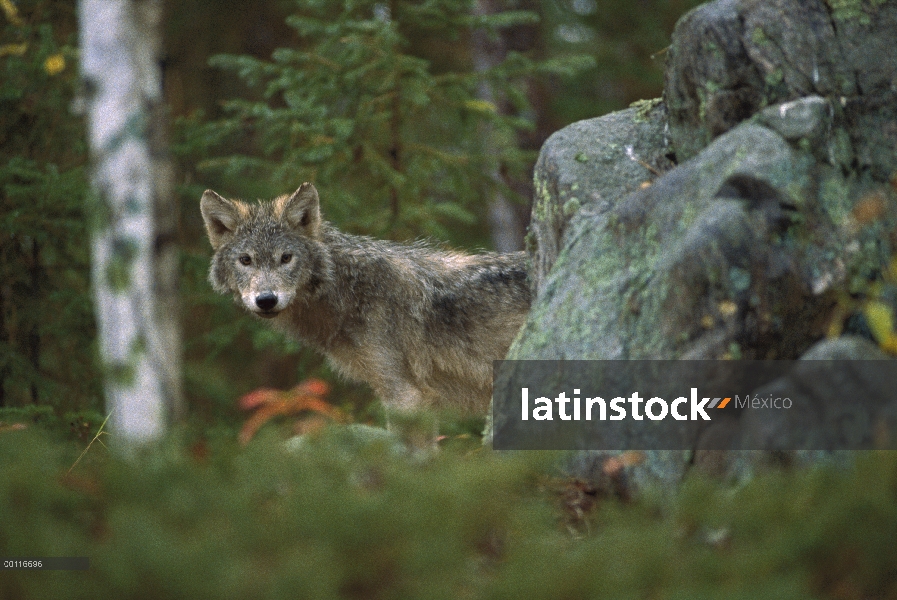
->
498, 0, 897, 492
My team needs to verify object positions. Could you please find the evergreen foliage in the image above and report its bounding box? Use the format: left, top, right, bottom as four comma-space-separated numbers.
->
183, 0, 589, 244
0, 1, 99, 412
1, 424, 896, 598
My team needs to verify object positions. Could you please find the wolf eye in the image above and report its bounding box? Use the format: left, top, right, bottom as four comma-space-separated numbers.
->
280, 253, 293, 264
239, 255, 252, 266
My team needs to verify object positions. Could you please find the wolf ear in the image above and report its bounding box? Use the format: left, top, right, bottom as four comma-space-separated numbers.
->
200, 190, 242, 249
281, 183, 321, 236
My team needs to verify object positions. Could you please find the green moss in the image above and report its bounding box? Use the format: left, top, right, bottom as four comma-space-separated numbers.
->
531, 174, 555, 226
678, 200, 700, 232
634, 275, 674, 356
629, 98, 663, 123
696, 83, 722, 125
728, 341, 743, 359
825, 0, 883, 23
523, 230, 536, 254
702, 40, 723, 60
829, 127, 854, 169
764, 68, 784, 87
751, 27, 770, 46
819, 174, 852, 224
562, 198, 581, 217
704, 80, 721, 94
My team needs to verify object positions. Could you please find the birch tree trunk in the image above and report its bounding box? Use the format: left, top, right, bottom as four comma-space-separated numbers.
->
79, 0, 181, 447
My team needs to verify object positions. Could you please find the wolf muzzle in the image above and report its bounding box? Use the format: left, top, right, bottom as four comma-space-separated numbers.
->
255, 292, 280, 318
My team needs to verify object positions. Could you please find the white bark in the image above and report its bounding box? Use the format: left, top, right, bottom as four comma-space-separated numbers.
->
80, 0, 170, 446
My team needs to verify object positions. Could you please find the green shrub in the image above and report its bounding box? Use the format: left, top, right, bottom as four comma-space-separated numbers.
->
0, 1, 100, 413
1, 424, 895, 599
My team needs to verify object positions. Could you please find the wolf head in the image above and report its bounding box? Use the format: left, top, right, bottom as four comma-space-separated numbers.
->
200, 183, 332, 318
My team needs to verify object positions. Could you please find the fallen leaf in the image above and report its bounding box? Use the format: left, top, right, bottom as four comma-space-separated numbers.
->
238, 379, 341, 445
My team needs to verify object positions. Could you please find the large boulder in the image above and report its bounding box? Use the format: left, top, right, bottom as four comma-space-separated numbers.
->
499, 0, 897, 491
664, 0, 897, 179
527, 101, 673, 293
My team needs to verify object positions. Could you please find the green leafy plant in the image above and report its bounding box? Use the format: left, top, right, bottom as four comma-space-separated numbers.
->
2, 423, 897, 599
0, 1, 99, 412
185, 0, 586, 243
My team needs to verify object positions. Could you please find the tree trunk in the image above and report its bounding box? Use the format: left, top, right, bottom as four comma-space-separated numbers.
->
471, 0, 520, 253
79, 0, 181, 447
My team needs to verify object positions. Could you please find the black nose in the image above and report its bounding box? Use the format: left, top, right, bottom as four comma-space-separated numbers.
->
255, 293, 278, 311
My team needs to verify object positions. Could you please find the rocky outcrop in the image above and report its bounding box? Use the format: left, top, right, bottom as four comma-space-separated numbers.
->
665, 0, 897, 180
527, 102, 674, 293
501, 0, 897, 490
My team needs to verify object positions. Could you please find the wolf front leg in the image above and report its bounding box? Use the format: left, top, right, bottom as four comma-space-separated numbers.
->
376, 380, 440, 453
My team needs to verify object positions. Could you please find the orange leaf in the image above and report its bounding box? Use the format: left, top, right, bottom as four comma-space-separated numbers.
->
292, 378, 331, 397
237, 379, 341, 445
238, 387, 281, 411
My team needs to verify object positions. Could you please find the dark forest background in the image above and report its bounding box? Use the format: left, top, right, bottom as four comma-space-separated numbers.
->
0, 0, 702, 428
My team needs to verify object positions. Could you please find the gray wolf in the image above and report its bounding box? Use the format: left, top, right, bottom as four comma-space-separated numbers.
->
200, 183, 531, 415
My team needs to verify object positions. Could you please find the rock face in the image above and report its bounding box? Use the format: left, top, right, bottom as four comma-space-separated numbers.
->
665, 0, 897, 180
502, 0, 897, 490
527, 102, 674, 294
